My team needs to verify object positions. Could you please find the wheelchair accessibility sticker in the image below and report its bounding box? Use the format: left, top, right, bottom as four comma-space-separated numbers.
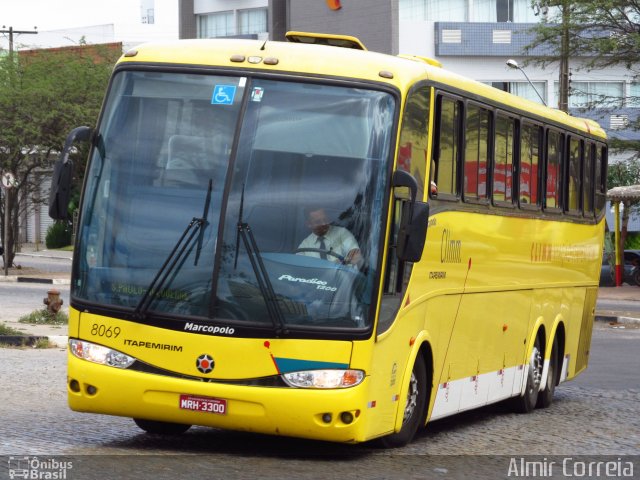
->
212, 85, 237, 105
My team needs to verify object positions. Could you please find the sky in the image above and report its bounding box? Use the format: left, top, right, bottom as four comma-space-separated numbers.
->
1, 0, 179, 49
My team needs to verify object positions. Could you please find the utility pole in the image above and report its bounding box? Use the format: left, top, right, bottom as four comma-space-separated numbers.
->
0, 26, 37, 274
0, 26, 39, 57
558, 0, 570, 112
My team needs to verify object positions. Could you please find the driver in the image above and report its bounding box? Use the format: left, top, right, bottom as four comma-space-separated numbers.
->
297, 207, 361, 265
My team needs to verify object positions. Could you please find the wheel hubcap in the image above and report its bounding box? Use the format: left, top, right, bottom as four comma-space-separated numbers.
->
403, 371, 419, 424
528, 345, 543, 393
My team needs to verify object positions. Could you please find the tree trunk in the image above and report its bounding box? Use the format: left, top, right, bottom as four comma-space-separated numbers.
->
2, 188, 16, 274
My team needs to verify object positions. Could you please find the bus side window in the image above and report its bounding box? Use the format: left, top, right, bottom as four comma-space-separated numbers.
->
433, 95, 462, 199
378, 86, 431, 333
565, 136, 583, 215
397, 84, 430, 201
519, 122, 542, 208
583, 142, 595, 217
545, 129, 564, 212
594, 144, 607, 214
463, 103, 490, 203
493, 113, 515, 206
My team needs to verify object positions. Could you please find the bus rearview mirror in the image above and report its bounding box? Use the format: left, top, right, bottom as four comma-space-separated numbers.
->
49, 126, 92, 220
397, 200, 429, 262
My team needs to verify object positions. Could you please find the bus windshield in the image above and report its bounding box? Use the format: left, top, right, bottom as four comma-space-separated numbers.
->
73, 70, 396, 335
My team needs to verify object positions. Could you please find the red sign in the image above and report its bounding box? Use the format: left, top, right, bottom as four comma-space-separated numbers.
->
326, 0, 342, 10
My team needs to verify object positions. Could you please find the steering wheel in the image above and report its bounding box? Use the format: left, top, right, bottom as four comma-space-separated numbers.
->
294, 248, 346, 264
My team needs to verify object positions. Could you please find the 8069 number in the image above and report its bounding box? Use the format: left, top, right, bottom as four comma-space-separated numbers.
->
90, 323, 121, 338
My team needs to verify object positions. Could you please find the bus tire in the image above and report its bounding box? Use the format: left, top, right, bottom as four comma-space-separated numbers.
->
133, 418, 191, 435
378, 354, 428, 448
536, 335, 558, 409
511, 335, 543, 414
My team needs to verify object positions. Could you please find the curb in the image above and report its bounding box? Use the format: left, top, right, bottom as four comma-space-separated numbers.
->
0, 276, 70, 285
595, 313, 640, 324
0, 335, 67, 347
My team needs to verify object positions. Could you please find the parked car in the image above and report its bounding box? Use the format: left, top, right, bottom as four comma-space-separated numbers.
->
600, 251, 640, 286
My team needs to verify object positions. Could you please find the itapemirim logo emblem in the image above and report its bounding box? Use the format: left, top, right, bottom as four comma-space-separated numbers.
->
196, 354, 215, 374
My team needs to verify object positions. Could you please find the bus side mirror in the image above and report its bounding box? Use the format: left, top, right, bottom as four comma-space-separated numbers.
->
392, 170, 429, 262
49, 126, 92, 220
397, 200, 429, 262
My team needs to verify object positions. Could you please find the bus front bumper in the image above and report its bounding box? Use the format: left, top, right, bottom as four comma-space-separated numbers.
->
67, 351, 375, 443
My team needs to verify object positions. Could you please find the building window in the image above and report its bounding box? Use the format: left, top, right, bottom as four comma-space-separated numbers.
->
563, 82, 624, 109
399, 0, 467, 21
628, 82, 640, 107
198, 8, 267, 39
510, 81, 546, 105
141, 0, 155, 24
400, 0, 540, 22
489, 82, 546, 105
238, 8, 268, 35
199, 11, 234, 38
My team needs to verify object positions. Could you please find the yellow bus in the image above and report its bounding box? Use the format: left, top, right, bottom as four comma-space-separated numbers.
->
50, 32, 607, 447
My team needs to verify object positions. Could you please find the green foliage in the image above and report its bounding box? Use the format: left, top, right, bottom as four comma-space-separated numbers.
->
0, 323, 24, 335
626, 233, 640, 249
46, 221, 72, 249
608, 158, 640, 189
18, 308, 68, 326
526, 1, 640, 75
0, 44, 120, 268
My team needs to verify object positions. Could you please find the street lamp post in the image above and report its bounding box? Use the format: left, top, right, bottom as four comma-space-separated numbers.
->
506, 59, 547, 106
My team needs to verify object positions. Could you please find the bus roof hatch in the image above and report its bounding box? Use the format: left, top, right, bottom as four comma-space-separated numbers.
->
285, 31, 367, 51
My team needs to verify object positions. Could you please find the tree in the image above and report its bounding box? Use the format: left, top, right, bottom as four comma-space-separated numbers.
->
527, 1, 640, 250
526, 0, 640, 111
0, 43, 120, 272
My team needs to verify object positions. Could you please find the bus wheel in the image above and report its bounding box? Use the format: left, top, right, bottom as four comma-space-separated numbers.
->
536, 335, 558, 409
378, 355, 428, 448
133, 418, 191, 435
512, 335, 543, 413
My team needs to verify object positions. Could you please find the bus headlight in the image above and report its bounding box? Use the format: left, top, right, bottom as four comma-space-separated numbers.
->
69, 339, 135, 369
282, 369, 365, 388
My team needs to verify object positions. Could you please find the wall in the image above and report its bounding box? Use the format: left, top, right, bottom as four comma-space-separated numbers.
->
287, 0, 398, 55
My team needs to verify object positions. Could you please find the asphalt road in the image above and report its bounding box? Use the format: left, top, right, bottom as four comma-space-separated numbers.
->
0, 322, 638, 480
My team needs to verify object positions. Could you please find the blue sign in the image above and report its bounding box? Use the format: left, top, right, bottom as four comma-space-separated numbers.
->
212, 85, 237, 105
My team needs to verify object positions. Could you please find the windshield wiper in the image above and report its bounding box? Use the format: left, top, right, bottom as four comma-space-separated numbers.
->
235, 184, 288, 337
133, 180, 212, 320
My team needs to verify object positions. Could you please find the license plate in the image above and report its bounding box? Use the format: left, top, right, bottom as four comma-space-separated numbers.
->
179, 394, 227, 415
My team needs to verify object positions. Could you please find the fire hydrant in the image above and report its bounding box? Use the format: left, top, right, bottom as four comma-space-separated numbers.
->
44, 289, 64, 314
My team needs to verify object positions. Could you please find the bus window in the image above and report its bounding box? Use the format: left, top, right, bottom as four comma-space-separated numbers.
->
545, 130, 564, 211
493, 113, 515, 205
566, 136, 583, 215
379, 85, 431, 332
434, 95, 462, 198
583, 142, 595, 216
519, 123, 542, 207
464, 103, 490, 203
594, 144, 607, 214
397, 85, 430, 201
